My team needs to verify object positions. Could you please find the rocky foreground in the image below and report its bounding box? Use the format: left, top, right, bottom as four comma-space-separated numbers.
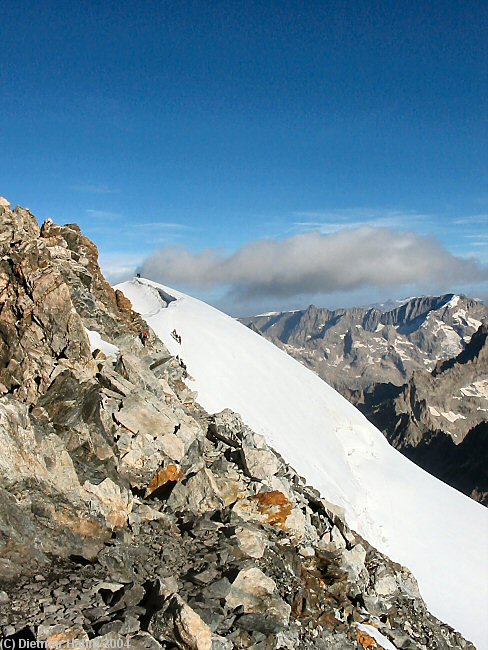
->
0, 199, 475, 649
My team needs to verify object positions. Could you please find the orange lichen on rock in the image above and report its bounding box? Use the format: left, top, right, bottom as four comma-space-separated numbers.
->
146, 464, 184, 496
357, 629, 379, 649
252, 490, 293, 528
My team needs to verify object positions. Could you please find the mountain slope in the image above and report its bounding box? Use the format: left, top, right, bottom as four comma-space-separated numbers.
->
117, 278, 488, 649
240, 295, 487, 395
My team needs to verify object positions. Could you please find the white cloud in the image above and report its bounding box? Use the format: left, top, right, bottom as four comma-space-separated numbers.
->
139, 227, 488, 304
289, 208, 437, 235
454, 214, 488, 225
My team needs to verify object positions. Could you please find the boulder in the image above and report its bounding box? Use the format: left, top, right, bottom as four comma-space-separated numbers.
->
225, 567, 290, 630
240, 444, 280, 480
234, 526, 267, 559
167, 469, 224, 515
151, 594, 212, 650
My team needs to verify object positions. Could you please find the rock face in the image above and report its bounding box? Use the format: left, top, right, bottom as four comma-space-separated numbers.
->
0, 200, 477, 649
360, 323, 488, 505
240, 295, 487, 395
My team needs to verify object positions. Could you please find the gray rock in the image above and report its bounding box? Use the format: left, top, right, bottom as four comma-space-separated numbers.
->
151, 594, 213, 650
226, 567, 290, 628
240, 445, 280, 480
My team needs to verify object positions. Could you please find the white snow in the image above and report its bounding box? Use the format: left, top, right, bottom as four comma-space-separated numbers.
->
441, 411, 466, 423
460, 380, 488, 399
430, 406, 467, 423
116, 278, 488, 648
446, 295, 460, 308
85, 329, 119, 361
424, 318, 462, 355
453, 308, 482, 330
357, 624, 397, 650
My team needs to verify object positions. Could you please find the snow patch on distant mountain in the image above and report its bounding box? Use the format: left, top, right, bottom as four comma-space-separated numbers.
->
117, 277, 488, 648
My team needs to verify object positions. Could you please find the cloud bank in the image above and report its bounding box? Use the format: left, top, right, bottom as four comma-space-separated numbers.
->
138, 227, 488, 305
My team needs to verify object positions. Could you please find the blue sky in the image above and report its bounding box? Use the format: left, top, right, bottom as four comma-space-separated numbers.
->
1, 1, 487, 313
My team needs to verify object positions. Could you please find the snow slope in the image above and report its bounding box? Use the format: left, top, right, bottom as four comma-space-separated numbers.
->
117, 278, 488, 648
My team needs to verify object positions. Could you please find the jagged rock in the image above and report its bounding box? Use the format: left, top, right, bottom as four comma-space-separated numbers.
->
225, 567, 290, 631
145, 465, 184, 497
240, 444, 280, 480
340, 544, 367, 581
233, 490, 307, 542
83, 479, 133, 530
362, 323, 488, 504
115, 393, 179, 440
240, 295, 487, 397
208, 409, 245, 448
168, 469, 224, 515
125, 632, 163, 650
234, 525, 267, 558
151, 594, 212, 650
0, 208, 91, 403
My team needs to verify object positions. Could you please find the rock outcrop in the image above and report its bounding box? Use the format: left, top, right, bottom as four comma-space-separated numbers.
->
359, 323, 488, 505
0, 200, 476, 648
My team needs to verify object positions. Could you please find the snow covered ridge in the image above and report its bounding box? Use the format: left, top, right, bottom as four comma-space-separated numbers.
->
116, 278, 488, 649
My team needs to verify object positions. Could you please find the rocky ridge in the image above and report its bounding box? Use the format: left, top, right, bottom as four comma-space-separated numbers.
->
0, 198, 476, 648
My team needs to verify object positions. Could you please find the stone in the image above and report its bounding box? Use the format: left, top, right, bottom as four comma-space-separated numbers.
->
168, 468, 224, 515
115, 393, 179, 438
235, 525, 267, 558
373, 567, 398, 596
207, 409, 245, 448
341, 544, 367, 581
145, 464, 184, 497
127, 633, 163, 650
40, 626, 89, 649
151, 594, 212, 650
84, 478, 133, 530
226, 567, 290, 628
240, 445, 280, 480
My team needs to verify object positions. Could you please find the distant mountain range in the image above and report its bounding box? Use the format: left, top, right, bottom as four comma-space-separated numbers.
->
240, 294, 487, 395
241, 295, 488, 505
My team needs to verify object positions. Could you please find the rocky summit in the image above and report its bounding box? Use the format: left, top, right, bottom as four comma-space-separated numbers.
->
0, 199, 477, 649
